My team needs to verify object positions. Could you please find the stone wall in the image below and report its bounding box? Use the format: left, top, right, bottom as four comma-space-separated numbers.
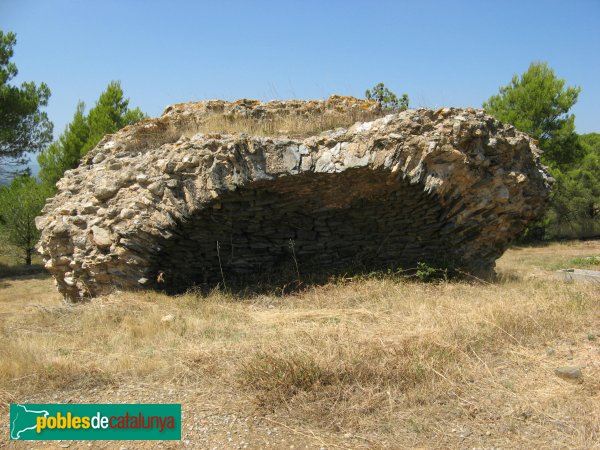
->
36, 98, 551, 300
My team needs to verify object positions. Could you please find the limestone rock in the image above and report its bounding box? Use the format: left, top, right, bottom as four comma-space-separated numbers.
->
91, 226, 112, 249
554, 367, 583, 381
94, 180, 121, 200
36, 96, 551, 301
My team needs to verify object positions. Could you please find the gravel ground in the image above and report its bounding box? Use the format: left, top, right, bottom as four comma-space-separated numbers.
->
1, 383, 356, 449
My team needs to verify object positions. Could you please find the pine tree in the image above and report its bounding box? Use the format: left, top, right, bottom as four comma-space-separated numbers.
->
483, 62, 582, 168
484, 63, 598, 239
38, 81, 146, 187
365, 82, 409, 111
82, 81, 146, 155
0, 30, 53, 180
0, 175, 52, 265
38, 102, 89, 186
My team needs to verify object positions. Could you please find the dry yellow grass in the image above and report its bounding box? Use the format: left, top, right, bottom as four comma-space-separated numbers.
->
192, 110, 383, 138
126, 108, 385, 154
1, 241, 599, 448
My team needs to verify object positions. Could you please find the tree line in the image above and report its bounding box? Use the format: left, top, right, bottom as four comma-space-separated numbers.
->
483, 62, 599, 240
0, 31, 146, 265
0, 29, 598, 265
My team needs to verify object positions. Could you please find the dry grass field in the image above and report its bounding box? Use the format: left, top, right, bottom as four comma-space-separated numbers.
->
0, 241, 599, 448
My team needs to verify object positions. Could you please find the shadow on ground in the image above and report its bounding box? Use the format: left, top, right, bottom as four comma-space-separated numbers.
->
0, 264, 48, 284
156, 261, 485, 298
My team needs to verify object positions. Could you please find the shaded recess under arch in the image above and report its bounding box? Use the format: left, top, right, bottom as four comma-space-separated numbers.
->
153, 168, 450, 294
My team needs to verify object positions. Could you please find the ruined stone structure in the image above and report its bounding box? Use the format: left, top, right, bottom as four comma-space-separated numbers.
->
36, 97, 551, 301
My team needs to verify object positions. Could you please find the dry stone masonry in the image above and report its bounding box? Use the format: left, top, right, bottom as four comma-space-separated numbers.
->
36, 97, 551, 301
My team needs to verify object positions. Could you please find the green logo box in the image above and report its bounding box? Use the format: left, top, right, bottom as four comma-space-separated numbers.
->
10, 404, 181, 440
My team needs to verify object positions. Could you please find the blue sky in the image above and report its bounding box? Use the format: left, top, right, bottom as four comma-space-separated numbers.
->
1, 0, 599, 151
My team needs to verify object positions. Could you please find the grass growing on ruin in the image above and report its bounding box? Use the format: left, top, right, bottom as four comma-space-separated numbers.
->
1, 241, 599, 448
192, 109, 383, 138
126, 108, 385, 153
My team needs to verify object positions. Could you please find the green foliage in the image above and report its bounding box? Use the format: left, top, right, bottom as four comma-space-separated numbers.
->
38, 81, 146, 187
415, 262, 439, 282
82, 81, 146, 155
37, 102, 89, 186
545, 133, 600, 238
365, 82, 409, 111
483, 62, 581, 167
414, 261, 453, 282
484, 63, 599, 240
0, 175, 52, 265
540, 118, 584, 168
0, 30, 53, 180
569, 256, 600, 267
579, 132, 600, 152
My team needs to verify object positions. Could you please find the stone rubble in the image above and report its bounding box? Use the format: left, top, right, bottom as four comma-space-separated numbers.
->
36, 97, 551, 301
